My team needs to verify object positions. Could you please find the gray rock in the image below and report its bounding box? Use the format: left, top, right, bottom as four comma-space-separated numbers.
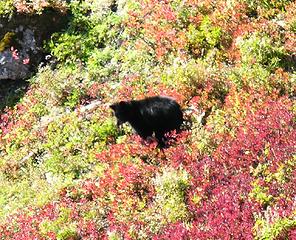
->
0, 11, 69, 81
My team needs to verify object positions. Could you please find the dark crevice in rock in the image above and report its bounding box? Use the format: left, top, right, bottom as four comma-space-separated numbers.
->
0, 9, 70, 111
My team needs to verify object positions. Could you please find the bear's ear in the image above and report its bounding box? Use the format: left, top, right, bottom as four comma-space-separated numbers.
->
110, 104, 117, 111
118, 101, 130, 110
119, 101, 127, 106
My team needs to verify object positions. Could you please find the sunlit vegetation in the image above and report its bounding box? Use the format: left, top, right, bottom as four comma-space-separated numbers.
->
0, 0, 295, 239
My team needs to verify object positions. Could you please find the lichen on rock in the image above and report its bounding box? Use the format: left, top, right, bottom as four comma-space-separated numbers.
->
0, 32, 15, 52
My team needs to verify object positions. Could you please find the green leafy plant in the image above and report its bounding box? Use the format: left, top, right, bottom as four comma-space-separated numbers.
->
0, 0, 14, 16
187, 16, 222, 57
48, 1, 123, 82
39, 207, 78, 239
154, 167, 190, 223
42, 113, 117, 177
255, 215, 296, 240
237, 32, 287, 71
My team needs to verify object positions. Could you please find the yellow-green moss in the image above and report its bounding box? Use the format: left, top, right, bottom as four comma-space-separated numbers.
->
0, 32, 15, 52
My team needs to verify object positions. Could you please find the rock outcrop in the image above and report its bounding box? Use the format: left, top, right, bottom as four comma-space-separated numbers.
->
0, 10, 69, 80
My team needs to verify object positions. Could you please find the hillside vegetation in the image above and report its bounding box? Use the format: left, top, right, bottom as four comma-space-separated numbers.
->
0, 0, 295, 239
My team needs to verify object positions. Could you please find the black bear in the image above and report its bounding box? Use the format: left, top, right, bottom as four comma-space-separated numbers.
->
110, 96, 183, 147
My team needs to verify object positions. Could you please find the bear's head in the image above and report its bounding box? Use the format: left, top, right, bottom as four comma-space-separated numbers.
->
110, 101, 132, 126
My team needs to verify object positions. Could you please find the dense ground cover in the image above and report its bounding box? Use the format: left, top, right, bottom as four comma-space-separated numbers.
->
0, 0, 295, 239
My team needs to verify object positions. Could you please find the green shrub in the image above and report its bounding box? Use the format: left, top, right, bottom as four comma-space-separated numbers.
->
237, 33, 286, 71
255, 215, 296, 240
87, 46, 120, 80
0, 0, 14, 17
228, 63, 295, 95
0, 173, 65, 219
42, 113, 117, 177
160, 59, 200, 87
250, 179, 273, 206
31, 66, 87, 109
290, 21, 296, 33
48, 0, 123, 81
187, 16, 222, 57
228, 64, 270, 91
40, 207, 78, 239
243, 0, 293, 12
154, 167, 190, 223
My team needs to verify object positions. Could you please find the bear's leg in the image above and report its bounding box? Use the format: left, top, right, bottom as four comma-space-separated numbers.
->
136, 129, 153, 140
155, 131, 166, 148
137, 129, 156, 146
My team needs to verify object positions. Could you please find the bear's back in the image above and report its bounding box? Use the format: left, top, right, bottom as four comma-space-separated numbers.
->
135, 96, 183, 131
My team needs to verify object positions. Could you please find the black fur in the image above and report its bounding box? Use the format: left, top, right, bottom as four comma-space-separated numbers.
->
110, 96, 183, 147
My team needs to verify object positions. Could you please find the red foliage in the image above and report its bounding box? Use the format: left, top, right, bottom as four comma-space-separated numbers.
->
126, 0, 191, 62
153, 222, 189, 240
216, 96, 295, 173
153, 96, 295, 239
0, 94, 295, 239
0, 88, 39, 142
